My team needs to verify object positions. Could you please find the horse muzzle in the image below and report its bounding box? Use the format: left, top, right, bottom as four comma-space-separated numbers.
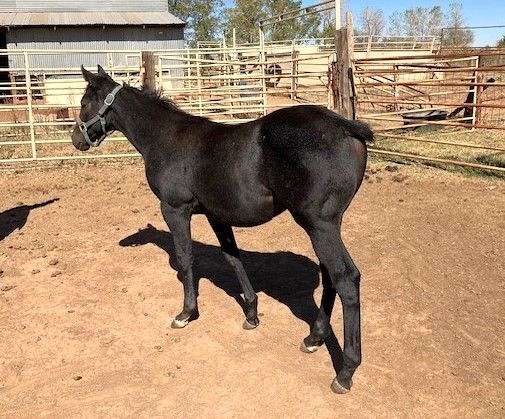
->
71, 125, 91, 151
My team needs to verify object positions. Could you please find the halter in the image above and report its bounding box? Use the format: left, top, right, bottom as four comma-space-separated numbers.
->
76, 84, 123, 147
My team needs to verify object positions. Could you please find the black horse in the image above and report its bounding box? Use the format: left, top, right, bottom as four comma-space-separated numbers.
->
71, 66, 373, 394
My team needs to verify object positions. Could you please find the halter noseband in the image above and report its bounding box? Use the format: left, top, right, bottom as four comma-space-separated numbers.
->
76, 84, 123, 147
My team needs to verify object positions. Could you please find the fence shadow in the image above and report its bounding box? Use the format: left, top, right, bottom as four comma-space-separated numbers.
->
0, 198, 59, 242
120, 224, 344, 374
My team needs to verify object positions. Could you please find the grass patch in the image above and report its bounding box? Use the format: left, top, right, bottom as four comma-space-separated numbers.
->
372, 126, 505, 179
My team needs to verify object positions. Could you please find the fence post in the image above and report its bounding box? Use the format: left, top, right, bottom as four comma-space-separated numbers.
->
157, 55, 163, 90
393, 64, 399, 111
259, 26, 268, 115
291, 47, 299, 100
141, 51, 156, 90
473, 56, 483, 127
196, 51, 203, 116
333, 12, 354, 119
10, 72, 18, 104
24, 52, 36, 160
327, 53, 335, 109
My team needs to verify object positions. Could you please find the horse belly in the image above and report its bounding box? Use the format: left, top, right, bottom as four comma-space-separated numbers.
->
202, 186, 280, 227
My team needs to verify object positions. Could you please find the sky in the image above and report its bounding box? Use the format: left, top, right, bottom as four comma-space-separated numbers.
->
302, 0, 505, 46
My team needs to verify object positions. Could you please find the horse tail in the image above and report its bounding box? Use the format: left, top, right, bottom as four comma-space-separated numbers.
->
326, 109, 374, 144
342, 118, 375, 145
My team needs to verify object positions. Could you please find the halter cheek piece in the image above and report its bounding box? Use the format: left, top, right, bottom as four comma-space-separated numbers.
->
76, 84, 123, 147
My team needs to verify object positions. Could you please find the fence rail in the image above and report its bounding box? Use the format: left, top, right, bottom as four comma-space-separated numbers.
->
354, 51, 505, 173
201, 35, 440, 53
1, 42, 503, 174
0, 45, 334, 163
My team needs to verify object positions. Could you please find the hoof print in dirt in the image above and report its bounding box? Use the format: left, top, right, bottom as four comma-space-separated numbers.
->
392, 174, 408, 183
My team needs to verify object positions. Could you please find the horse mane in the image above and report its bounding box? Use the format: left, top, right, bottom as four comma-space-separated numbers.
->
136, 85, 179, 110
124, 83, 212, 122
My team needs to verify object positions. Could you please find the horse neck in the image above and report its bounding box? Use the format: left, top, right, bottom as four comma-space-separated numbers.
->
110, 87, 186, 157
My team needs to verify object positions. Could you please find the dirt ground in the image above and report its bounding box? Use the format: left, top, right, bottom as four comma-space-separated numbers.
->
0, 161, 504, 418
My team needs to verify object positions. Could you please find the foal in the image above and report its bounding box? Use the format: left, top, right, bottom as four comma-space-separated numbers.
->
72, 66, 372, 393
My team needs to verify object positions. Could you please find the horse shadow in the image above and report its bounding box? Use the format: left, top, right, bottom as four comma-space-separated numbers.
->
120, 224, 344, 373
0, 199, 59, 242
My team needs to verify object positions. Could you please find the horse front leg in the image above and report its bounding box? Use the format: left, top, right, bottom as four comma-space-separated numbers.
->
161, 201, 199, 329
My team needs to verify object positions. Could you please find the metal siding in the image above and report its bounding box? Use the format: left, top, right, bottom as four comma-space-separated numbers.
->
6, 26, 185, 69
0, 11, 185, 26
0, 0, 168, 12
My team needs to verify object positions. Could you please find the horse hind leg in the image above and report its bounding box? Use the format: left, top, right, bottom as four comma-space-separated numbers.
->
297, 218, 362, 394
300, 263, 336, 353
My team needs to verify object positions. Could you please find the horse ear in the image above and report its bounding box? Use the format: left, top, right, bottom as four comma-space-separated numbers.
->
97, 64, 107, 76
97, 64, 113, 80
81, 65, 96, 84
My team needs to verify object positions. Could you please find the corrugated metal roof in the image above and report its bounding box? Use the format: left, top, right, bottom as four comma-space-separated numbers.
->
0, 0, 168, 12
0, 11, 185, 27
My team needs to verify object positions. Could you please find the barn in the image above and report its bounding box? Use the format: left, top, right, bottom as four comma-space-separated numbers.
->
0, 0, 186, 69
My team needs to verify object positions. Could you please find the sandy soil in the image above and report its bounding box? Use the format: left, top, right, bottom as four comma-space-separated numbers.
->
0, 161, 504, 417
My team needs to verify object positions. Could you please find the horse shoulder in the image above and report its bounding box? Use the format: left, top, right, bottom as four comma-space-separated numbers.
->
144, 151, 195, 207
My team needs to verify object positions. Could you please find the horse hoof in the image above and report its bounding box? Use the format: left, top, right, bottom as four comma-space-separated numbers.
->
300, 341, 319, 354
242, 319, 259, 330
331, 378, 352, 394
171, 317, 190, 329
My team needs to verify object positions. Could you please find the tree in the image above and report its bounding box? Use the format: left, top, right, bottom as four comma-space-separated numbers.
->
498, 35, 505, 48
442, 1, 474, 47
168, 0, 223, 45
388, 6, 443, 37
265, 0, 320, 41
359, 7, 385, 38
225, 0, 323, 44
225, 0, 266, 44
316, 0, 349, 39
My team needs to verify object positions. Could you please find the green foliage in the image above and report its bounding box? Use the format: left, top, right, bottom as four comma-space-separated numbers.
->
166, 0, 474, 48
167, 0, 350, 45
168, 0, 223, 46
225, 0, 266, 44
224, 0, 322, 44
265, 0, 320, 41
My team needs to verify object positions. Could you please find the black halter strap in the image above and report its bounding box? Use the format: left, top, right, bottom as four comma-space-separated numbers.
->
76, 84, 122, 147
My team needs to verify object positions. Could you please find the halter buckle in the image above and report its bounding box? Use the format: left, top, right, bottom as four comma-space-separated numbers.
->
104, 92, 115, 106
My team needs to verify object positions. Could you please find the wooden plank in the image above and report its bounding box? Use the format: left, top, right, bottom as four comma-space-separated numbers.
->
333, 12, 353, 118
141, 51, 156, 90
